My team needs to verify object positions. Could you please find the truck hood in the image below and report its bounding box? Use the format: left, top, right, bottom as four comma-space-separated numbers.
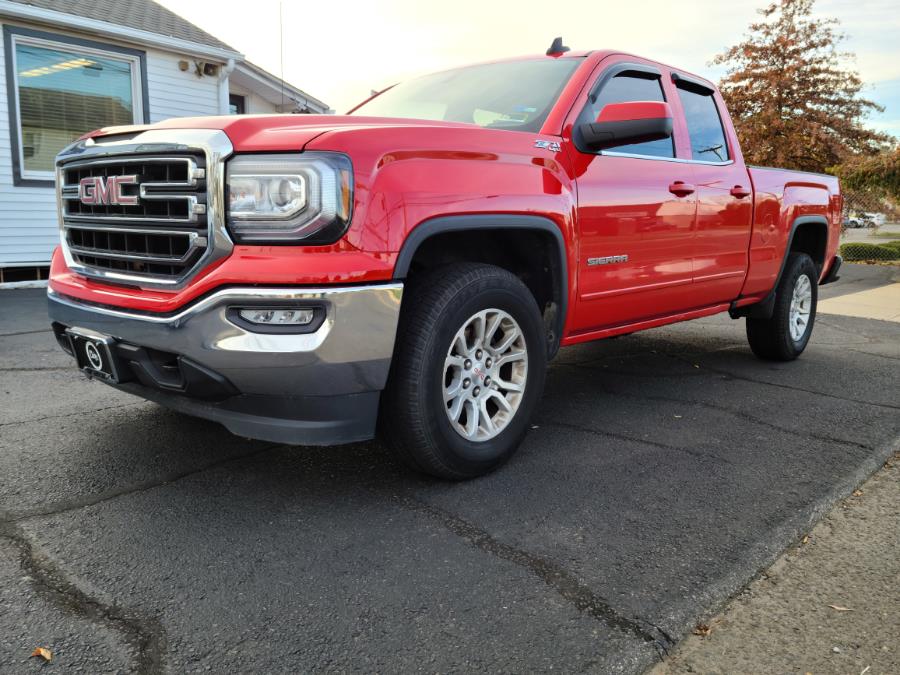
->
84, 114, 488, 152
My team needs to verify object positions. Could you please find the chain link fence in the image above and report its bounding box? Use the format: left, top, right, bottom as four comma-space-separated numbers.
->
842, 188, 899, 229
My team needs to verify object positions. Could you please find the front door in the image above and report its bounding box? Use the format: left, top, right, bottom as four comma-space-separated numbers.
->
569, 63, 697, 334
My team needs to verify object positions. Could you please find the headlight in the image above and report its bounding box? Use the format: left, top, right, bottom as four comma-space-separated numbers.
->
226, 152, 352, 243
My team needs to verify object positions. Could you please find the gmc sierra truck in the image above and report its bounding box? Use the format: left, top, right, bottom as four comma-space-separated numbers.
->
48, 41, 842, 479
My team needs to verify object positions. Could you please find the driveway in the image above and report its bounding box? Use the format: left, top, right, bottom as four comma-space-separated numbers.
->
840, 222, 900, 243
1, 264, 898, 673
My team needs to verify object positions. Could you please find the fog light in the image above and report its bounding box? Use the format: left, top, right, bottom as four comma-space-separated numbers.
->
238, 308, 315, 326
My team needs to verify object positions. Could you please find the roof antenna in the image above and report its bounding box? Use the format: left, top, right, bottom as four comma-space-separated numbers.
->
546, 37, 570, 56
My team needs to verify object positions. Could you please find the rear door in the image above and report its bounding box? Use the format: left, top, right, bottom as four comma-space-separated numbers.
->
568, 60, 697, 333
671, 76, 753, 304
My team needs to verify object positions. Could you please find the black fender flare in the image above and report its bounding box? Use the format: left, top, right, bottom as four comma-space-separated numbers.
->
730, 215, 829, 319
393, 214, 569, 356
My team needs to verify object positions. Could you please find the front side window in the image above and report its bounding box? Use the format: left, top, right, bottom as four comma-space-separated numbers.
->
350, 58, 581, 132
7, 30, 144, 181
582, 72, 674, 158
676, 84, 730, 162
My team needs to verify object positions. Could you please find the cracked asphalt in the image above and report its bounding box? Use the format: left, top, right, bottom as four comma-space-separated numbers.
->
1, 263, 898, 674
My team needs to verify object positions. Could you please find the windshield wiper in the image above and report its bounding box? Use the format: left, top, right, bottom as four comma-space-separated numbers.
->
697, 144, 725, 161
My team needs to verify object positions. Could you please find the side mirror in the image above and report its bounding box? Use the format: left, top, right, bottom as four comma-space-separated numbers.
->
579, 101, 673, 151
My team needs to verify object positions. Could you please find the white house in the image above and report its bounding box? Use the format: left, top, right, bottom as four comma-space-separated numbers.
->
0, 0, 329, 282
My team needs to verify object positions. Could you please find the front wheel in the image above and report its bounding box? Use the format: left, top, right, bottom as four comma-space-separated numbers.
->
746, 253, 818, 361
381, 263, 547, 479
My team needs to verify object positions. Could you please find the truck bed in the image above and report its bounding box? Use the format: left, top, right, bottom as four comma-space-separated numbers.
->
741, 166, 841, 298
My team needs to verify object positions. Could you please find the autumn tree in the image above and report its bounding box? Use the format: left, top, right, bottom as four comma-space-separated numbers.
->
712, 0, 889, 173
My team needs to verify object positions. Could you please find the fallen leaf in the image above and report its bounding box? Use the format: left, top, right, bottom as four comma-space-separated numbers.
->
828, 604, 854, 612
692, 623, 711, 637
852, 489, 863, 497
801, 535, 810, 545
30, 647, 52, 662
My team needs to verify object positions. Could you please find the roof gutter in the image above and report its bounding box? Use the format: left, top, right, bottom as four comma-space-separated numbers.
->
0, 0, 244, 62
233, 62, 330, 113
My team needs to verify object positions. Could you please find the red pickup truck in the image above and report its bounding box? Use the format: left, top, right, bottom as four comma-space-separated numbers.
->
49, 42, 842, 479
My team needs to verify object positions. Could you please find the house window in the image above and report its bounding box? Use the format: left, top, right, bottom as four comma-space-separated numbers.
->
229, 94, 246, 115
4, 28, 146, 184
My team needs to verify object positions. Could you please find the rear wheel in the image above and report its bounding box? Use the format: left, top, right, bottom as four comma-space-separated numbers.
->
381, 263, 547, 479
746, 253, 818, 361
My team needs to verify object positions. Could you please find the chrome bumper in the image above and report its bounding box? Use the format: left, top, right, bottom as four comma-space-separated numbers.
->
48, 283, 403, 444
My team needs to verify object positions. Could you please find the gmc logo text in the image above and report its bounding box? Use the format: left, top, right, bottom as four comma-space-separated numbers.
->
78, 175, 139, 206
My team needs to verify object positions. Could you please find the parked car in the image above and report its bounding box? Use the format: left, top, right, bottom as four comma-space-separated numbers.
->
48, 41, 843, 479
846, 212, 886, 228
862, 212, 887, 227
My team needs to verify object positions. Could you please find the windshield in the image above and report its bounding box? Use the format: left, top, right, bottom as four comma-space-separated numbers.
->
350, 58, 581, 132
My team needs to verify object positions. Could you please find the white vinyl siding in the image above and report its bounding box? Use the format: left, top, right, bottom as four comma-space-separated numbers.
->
145, 49, 220, 121
0, 23, 224, 266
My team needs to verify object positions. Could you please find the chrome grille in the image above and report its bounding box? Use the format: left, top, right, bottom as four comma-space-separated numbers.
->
56, 129, 233, 290
61, 156, 206, 222
58, 154, 209, 283
65, 224, 207, 278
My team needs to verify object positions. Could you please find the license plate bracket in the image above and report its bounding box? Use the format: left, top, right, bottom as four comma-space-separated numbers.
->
66, 328, 121, 383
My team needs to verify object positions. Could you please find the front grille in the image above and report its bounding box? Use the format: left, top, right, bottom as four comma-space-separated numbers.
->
66, 225, 205, 278
59, 154, 209, 283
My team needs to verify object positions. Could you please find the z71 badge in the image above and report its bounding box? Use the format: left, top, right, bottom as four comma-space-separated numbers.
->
534, 139, 561, 152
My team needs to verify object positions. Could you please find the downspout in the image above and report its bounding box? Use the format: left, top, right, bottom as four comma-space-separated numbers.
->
218, 58, 236, 114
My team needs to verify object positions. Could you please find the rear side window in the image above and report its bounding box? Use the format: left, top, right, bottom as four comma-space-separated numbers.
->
676, 85, 730, 162
583, 73, 674, 158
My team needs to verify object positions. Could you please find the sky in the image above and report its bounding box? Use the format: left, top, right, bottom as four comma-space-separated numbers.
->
156, 0, 900, 137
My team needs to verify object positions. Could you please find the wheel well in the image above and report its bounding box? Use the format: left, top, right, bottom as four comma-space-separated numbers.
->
401, 228, 564, 356
789, 220, 828, 272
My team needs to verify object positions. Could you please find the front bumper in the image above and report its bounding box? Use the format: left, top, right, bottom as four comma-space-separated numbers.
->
48, 283, 403, 445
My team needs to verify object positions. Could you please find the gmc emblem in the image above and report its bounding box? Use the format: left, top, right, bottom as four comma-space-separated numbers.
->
78, 175, 139, 206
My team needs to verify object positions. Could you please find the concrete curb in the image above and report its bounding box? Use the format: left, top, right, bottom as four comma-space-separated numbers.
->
0, 280, 48, 290
650, 433, 900, 654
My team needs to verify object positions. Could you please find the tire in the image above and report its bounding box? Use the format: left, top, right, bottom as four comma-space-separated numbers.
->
381, 263, 547, 479
746, 253, 818, 361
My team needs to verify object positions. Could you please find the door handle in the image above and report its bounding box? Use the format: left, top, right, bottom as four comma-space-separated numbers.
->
730, 185, 751, 199
668, 181, 695, 197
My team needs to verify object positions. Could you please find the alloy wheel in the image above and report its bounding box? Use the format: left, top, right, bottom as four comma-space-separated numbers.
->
443, 309, 528, 441
789, 273, 813, 342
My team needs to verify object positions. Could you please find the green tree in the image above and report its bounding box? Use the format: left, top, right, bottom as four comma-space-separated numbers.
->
712, 0, 890, 172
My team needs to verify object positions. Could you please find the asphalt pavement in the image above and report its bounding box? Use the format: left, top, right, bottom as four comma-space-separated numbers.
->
1, 264, 898, 673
